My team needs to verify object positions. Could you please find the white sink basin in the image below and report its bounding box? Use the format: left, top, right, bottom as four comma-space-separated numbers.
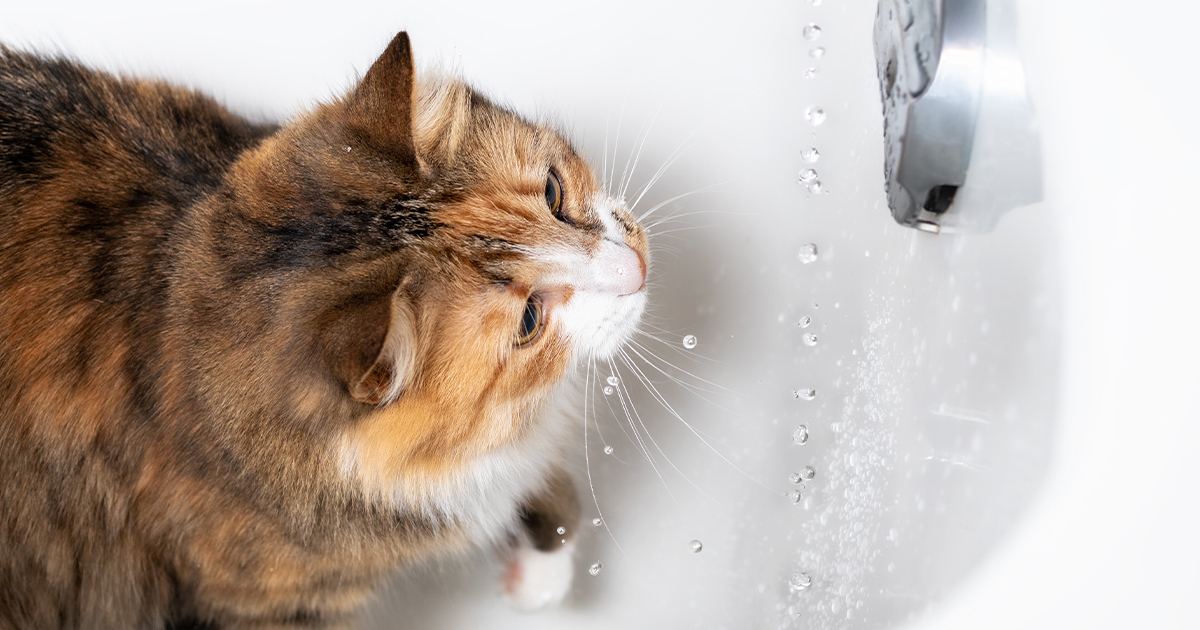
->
4, 1, 1196, 628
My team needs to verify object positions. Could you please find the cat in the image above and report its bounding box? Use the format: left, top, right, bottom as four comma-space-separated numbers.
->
0, 31, 648, 629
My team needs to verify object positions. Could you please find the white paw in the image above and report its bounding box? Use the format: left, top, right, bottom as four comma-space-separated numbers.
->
502, 538, 576, 611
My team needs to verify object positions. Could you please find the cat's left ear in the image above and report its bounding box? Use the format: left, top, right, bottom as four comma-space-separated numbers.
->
347, 31, 420, 172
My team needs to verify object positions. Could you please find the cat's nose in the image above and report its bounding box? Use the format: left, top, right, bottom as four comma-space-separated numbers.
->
594, 238, 646, 296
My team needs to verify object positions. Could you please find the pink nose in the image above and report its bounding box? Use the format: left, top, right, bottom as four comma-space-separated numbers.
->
594, 239, 646, 296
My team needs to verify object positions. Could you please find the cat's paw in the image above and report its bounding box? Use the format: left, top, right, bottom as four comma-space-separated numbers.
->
502, 538, 576, 611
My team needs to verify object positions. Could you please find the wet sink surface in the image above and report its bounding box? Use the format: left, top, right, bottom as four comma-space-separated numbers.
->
0, 2, 1065, 629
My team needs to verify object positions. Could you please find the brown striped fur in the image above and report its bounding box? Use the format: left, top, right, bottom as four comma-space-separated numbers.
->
0, 32, 646, 629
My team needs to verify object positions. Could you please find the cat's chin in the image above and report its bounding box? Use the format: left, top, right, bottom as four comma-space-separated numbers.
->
561, 289, 647, 362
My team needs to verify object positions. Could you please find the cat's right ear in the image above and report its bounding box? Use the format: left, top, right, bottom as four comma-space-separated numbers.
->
347, 31, 420, 173
321, 290, 417, 406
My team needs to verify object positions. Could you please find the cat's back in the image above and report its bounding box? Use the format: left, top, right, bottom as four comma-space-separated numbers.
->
0, 47, 277, 306
0, 47, 277, 407
0, 51, 279, 628
0, 46, 275, 199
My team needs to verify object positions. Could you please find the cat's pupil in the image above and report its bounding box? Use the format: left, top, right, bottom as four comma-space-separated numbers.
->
544, 173, 562, 215
516, 295, 543, 346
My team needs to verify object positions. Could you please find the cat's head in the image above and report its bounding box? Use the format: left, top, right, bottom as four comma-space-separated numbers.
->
192, 33, 646, 493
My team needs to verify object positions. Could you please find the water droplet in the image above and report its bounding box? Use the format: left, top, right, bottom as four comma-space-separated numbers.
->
805, 106, 825, 126
589, 562, 603, 576
792, 425, 809, 444
690, 539, 703, 553
606, 376, 620, 386
811, 0, 823, 5
798, 243, 818, 263
887, 562, 897, 573
804, 67, 818, 79
801, 147, 820, 163
603, 385, 614, 396
809, 47, 825, 59
798, 168, 818, 183
556, 526, 566, 535
682, 334, 698, 349
802, 465, 816, 480
798, 316, 812, 328
803, 333, 819, 346
592, 517, 603, 527
807, 180, 823, 195
803, 24, 822, 41
789, 472, 803, 484
343, 146, 352, 152
789, 490, 803, 504
603, 445, 614, 455
793, 388, 816, 401
788, 572, 812, 591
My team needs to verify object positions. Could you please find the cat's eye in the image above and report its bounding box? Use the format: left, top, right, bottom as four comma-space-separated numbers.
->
515, 295, 544, 347
544, 171, 563, 216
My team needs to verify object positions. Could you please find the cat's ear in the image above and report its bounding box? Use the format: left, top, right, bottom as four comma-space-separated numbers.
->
347, 31, 420, 172
321, 290, 416, 406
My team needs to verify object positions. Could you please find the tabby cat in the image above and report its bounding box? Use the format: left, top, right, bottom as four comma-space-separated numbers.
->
0, 32, 648, 629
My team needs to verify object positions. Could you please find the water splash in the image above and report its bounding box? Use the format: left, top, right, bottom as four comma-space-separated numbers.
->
789, 572, 813, 591
793, 388, 817, 401
805, 106, 826, 125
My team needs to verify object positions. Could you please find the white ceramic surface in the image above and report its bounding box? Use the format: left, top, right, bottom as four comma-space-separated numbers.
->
2, 1, 1195, 628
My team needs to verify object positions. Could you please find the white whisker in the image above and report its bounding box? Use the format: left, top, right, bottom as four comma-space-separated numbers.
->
583, 354, 627, 556
613, 353, 728, 509
603, 360, 677, 503
616, 347, 778, 495
619, 99, 668, 201
634, 182, 729, 223
626, 336, 735, 393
